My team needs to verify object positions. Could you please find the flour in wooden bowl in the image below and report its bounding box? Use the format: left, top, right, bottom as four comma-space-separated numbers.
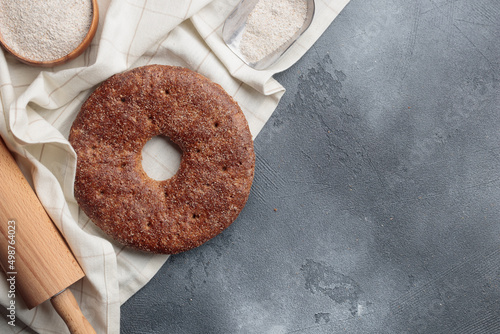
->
0, 0, 93, 62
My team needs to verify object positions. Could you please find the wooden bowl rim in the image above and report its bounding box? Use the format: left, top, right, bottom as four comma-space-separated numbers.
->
0, 0, 99, 67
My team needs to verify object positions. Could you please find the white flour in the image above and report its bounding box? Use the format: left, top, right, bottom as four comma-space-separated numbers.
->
239, 0, 307, 64
0, 0, 93, 62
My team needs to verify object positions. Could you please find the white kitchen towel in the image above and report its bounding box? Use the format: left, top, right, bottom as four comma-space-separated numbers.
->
0, 0, 350, 332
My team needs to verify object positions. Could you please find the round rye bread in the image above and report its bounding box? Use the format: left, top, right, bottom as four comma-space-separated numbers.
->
69, 65, 255, 254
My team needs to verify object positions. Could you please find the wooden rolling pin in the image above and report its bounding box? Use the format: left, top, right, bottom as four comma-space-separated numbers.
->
0, 136, 95, 333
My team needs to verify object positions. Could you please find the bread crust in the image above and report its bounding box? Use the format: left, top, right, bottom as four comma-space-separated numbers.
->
69, 65, 255, 254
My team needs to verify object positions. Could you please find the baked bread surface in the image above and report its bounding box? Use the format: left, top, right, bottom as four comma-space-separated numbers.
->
69, 65, 255, 254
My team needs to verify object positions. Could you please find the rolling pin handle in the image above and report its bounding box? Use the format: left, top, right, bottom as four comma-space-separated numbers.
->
50, 289, 96, 334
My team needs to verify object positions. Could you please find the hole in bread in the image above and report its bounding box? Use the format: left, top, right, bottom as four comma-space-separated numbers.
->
214, 121, 219, 128
141, 135, 181, 181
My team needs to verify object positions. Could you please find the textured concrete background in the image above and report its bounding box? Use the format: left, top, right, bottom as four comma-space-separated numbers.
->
122, 0, 500, 333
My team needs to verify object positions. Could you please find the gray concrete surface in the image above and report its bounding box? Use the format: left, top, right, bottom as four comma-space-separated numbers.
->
121, 0, 500, 333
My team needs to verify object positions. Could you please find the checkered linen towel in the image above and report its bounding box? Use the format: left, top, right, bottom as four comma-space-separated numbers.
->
0, 0, 350, 332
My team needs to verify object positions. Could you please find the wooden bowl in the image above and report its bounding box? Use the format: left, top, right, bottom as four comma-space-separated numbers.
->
0, 0, 99, 67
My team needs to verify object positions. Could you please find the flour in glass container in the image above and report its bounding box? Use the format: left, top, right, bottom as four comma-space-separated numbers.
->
0, 0, 93, 62
239, 0, 307, 64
